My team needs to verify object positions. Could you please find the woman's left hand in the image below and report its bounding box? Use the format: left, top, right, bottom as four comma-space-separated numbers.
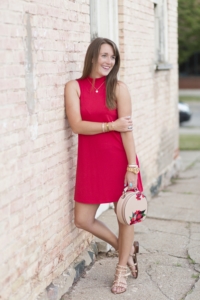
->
124, 171, 138, 190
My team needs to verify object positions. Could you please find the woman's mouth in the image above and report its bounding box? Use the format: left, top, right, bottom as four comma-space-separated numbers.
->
102, 65, 111, 71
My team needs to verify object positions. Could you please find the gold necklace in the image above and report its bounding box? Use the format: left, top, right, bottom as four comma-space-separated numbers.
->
87, 79, 105, 93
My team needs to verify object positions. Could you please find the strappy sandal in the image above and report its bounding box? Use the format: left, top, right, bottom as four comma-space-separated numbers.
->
111, 264, 130, 294
127, 241, 139, 279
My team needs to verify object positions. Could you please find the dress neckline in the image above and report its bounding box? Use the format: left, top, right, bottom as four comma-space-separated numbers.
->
87, 76, 106, 93
88, 76, 106, 83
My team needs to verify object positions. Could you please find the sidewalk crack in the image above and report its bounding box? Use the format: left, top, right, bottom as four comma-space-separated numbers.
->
183, 276, 200, 300
182, 224, 200, 299
168, 254, 188, 260
140, 245, 153, 253
146, 266, 171, 300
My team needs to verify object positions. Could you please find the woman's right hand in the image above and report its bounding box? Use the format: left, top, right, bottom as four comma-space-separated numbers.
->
113, 116, 133, 132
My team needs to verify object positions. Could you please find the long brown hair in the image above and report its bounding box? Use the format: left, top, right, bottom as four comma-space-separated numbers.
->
80, 37, 120, 109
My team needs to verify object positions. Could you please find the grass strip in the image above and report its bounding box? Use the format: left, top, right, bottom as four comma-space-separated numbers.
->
179, 96, 200, 103
179, 134, 200, 150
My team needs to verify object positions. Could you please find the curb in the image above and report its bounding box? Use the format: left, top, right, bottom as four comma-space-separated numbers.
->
36, 242, 98, 300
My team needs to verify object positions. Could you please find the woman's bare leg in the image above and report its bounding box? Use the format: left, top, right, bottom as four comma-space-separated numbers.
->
116, 218, 137, 274
74, 202, 118, 249
118, 222, 134, 266
112, 203, 136, 293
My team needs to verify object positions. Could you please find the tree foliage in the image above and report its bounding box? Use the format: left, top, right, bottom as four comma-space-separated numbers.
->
178, 0, 200, 64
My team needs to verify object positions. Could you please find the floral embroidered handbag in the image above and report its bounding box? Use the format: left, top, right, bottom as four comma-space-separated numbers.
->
116, 187, 147, 225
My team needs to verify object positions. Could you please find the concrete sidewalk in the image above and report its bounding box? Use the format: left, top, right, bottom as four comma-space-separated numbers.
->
179, 90, 200, 97
64, 151, 200, 300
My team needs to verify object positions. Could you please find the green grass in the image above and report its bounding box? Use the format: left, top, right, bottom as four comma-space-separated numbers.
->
174, 263, 182, 267
191, 274, 199, 279
162, 189, 170, 193
187, 255, 196, 264
179, 96, 200, 103
182, 191, 194, 195
179, 134, 200, 150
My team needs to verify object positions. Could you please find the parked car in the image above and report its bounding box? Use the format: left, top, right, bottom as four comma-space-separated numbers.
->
178, 102, 192, 123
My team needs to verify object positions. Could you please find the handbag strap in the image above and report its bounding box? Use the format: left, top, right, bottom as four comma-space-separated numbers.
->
123, 186, 139, 196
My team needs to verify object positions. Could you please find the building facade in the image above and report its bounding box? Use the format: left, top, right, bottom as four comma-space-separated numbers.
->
0, 0, 178, 299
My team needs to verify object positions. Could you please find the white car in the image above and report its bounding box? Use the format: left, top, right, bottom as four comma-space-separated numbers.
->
178, 102, 192, 123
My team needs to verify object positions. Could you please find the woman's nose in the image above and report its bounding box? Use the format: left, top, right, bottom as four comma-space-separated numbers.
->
106, 57, 112, 64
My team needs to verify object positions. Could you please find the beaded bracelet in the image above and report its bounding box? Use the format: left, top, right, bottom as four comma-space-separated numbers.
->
128, 164, 138, 167
106, 123, 110, 132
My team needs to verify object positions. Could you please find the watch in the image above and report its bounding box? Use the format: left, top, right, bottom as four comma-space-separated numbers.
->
127, 166, 140, 174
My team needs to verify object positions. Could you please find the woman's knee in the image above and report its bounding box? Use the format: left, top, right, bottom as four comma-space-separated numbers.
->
74, 217, 84, 229
74, 214, 93, 229
74, 202, 99, 229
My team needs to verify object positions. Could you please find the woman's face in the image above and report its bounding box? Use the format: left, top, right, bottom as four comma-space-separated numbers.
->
91, 43, 116, 78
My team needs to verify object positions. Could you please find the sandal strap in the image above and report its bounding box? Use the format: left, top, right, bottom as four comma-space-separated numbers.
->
111, 264, 129, 294
111, 283, 126, 294
116, 264, 127, 269
129, 253, 136, 257
113, 280, 127, 285
128, 241, 139, 279
114, 272, 130, 278
112, 281, 127, 289
128, 267, 137, 272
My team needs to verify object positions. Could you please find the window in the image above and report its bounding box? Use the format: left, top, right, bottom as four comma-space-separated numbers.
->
90, 0, 119, 46
153, 0, 172, 70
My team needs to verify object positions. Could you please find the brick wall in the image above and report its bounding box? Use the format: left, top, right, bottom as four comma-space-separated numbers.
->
118, 0, 179, 190
0, 1, 92, 299
0, 0, 178, 299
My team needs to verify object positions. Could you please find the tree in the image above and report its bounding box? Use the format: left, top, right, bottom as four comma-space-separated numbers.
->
178, 0, 200, 64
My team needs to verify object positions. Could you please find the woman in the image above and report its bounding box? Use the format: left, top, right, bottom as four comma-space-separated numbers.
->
65, 37, 143, 294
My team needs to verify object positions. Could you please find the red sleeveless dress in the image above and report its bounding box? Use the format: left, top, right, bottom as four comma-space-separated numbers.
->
74, 76, 143, 204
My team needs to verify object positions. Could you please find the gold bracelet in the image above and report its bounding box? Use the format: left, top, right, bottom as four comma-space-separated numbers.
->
106, 123, 110, 132
127, 166, 140, 174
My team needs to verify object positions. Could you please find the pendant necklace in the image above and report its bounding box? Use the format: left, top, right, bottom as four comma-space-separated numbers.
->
87, 79, 105, 93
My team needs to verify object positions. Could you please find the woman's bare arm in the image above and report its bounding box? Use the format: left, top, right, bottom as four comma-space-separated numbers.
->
116, 81, 137, 164
65, 80, 102, 134
116, 81, 137, 187
65, 80, 133, 135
